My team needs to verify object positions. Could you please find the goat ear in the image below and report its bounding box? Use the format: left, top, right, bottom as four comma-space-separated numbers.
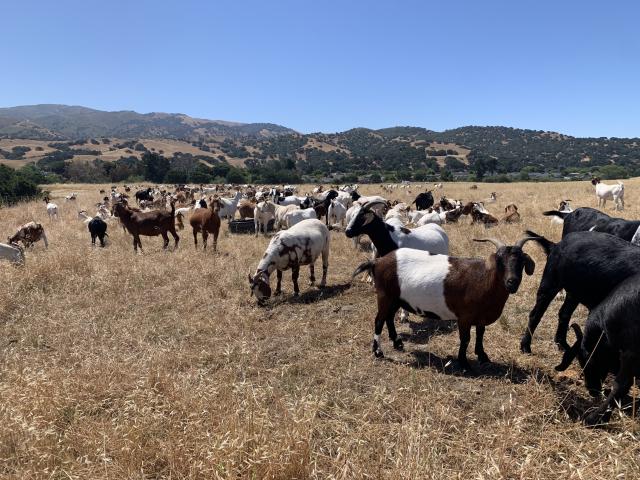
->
523, 253, 535, 275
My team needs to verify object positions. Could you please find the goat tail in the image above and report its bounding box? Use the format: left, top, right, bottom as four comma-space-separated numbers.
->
542, 210, 570, 220
170, 200, 176, 217
351, 260, 375, 281
524, 230, 555, 256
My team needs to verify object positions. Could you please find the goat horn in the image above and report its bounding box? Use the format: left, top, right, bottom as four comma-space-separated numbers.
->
473, 238, 505, 250
555, 324, 583, 371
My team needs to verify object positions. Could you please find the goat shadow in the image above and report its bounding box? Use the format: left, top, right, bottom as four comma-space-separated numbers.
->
271, 282, 352, 306
399, 317, 458, 345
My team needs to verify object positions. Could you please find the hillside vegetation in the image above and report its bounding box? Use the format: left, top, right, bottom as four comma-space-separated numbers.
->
1, 105, 639, 186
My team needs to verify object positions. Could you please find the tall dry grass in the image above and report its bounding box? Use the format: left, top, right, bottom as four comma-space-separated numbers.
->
1, 180, 639, 479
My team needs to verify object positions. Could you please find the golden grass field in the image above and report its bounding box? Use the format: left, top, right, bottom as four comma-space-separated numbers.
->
1, 180, 640, 479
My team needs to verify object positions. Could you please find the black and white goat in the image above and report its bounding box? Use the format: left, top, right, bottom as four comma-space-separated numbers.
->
520, 230, 640, 354
556, 275, 640, 425
249, 218, 330, 304
345, 201, 449, 258
352, 235, 536, 371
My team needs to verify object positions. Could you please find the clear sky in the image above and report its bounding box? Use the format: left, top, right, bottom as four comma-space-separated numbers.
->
1, 0, 639, 137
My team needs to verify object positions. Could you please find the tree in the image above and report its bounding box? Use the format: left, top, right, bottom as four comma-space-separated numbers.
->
142, 152, 170, 183
440, 168, 453, 182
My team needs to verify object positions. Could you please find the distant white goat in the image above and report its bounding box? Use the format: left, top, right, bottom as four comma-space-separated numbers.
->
592, 177, 624, 210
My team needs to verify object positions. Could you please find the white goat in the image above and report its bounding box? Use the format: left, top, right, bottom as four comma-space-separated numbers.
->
328, 199, 348, 226
254, 200, 276, 236
46, 202, 59, 220
285, 208, 317, 229
592, 177, 624, 210
218, 191, 243, 220
274, 204, 299, 230
249, 219, 330, 302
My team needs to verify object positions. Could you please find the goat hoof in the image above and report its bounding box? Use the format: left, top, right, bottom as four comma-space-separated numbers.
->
393, 339, 404, 351
555, 340, 570, 352
374, 349, 384, 358
520, 338, 532, 354
477, 353, 490, 364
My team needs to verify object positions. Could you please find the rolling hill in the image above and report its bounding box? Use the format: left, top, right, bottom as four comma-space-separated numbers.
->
0, 104, 295, 140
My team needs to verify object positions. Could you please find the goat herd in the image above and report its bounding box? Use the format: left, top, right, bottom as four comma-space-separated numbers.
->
1, 176, 637, 426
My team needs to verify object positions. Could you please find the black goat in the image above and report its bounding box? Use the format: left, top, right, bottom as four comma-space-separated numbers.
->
543, 207, 640, 242
410, 191, 434, 211
88, 217, 108, 247
556, 275, 640, 425
521, 230, 640, 353
135, 188, 153, 204
313, 190, 338, 225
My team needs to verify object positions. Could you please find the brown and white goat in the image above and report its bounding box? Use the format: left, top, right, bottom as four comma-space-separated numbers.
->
190, 199, 223, 251
112, 200, 179, 252
353, 236, 536, 372
8, 222, 48, 248
502, 204, 521, 224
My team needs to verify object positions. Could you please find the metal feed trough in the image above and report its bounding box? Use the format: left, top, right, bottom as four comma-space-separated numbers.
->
229, 219, 275, 234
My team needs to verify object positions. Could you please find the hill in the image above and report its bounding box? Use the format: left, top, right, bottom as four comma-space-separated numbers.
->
0, 104, 295, 141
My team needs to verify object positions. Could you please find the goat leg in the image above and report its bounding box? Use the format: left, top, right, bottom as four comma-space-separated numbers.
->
457, 323, 473, 373
585, 352, 636, 426
275, 270, 283, 295
292, 266, 300, 296
475, 325, 490, 363
309, 264, 316, 286
521, 286, 560, 353
556, 295, 579, 351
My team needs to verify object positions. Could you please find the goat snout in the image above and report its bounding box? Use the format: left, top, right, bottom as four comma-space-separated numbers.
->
505, 277, 520, 293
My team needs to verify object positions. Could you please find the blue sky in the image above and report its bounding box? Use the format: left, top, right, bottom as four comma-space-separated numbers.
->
1, 0, 639, 137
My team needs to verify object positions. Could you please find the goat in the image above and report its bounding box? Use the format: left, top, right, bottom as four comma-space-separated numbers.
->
520, 230, 640, 354
0, 242, 25, 265
217, 191, 243, 220
285, 208, 317, 229
248, 219, 330, 303
544, 200, 573, 225
78, 210, 93, 224
254, 200, 277, 236
112, 200, 179, 252
502, 204, 521, 224
311, 190, 339, 225
434, 183, 443, 189
8, 222, 48, 248
135, 188, 154, 204
592, 177, 624, 210
45, 199, 58, 220
467, 203, 498, 227
352, 235, 536, 371
410, 191, 434, 211
543, 207, 640, 243
274, 204, 299, 230
238, 198, 256, 219
556, 277, 640, 425
65, 192, 78, 201
487, 192, 497, 203
88, 217, 108, 247
328, 199, 348, 226
345, 201, 449, 258
175, 212, 185, 230
190, 199, 222, 251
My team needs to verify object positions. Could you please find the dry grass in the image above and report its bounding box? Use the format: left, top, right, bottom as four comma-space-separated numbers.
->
1, 180, 640, 479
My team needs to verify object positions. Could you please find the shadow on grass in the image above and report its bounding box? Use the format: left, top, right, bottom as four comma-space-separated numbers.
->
399, 318, 458, 345
269, 282, 353, 306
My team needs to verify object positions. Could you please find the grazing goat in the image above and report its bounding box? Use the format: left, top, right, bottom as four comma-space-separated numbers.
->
112, 201, 179, 252
0, 242, 25, 265
88, 217, 108, 247
410, 191, 434, 211
502, 204, 521, 223
249, 219, 330, 303
190, 199, 222, 251
65, 192, 77, 201
487, 192, 497, 203
556, 277, 640, 425
135, 188, 154, 204
467, 203, 498, 227
543, 207, 640, 243
520, 230, 640, 354
592, 177, 624, 210
345, 201, 449, 257
352, 235, 536, 371
45, 199, 58, 220
254, 200, 277, 236
8, 222, 48, 248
